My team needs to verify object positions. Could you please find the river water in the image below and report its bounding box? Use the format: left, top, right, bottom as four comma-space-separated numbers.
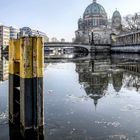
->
0, 54, 140, 140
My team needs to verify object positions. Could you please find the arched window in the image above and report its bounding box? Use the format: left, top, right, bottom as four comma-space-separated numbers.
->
91, 20, 93, 27
95, 19, 97, 26
88, 20, 90, 26
93, 19, 95, 26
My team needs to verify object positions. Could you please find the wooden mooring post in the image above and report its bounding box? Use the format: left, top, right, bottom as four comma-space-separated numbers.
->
9, 37, 44, 138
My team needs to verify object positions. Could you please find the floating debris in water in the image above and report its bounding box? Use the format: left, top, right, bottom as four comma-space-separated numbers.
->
66, 94, 90, 102
94, 120, 121, 128
108, 135, 128, 140
0, 111, 8, 125
70, 128, 76, 134
121, 104, 134, 111
89, 94, 103, 98
67, 121, 71, 124
47, 90, 55, 95
120, 104, 140, 112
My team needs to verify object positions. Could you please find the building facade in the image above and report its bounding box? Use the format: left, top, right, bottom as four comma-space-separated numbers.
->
75, 0, 122, 44
61, 38, 65, 42
20, 27, 49, 43
51, 37, 59, 42
10, 26, 20, 39
0, 25, 10, 50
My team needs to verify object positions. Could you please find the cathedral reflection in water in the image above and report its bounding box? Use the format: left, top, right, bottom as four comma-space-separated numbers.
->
75, 54, 140, 108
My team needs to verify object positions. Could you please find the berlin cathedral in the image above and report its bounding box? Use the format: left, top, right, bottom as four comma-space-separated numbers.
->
75, 0, 122, 44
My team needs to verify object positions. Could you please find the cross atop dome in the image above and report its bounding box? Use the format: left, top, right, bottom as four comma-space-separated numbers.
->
93, 0, 97, 2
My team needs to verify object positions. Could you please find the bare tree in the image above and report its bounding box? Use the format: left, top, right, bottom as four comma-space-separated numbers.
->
123, 13, 140, 31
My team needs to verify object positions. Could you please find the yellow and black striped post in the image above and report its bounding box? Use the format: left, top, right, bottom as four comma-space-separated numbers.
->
9, 37, 44, 137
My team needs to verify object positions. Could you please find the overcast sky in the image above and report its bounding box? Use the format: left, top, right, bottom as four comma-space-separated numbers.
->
0, 0, 140, 41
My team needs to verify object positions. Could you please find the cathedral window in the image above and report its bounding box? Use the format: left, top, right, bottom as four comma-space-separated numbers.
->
93, 19, 95, 26
95, 19, 97, 26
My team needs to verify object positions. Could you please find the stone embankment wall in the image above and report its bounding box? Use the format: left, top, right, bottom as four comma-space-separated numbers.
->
111, 45, 140, 53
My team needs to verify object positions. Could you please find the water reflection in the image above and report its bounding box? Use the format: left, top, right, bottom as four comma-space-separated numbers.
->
45, 51, 89, 59
0, 53, 140, 139
9, 124, 44, 140
112, 54, 140, 92
75, 54, 127, 108
0, 57, 8, 82
112, 71, 123, 93
44, 54, 140, 140
75, 56, 109, 108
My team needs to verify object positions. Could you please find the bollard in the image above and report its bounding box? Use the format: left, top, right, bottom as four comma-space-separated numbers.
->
9, 37, 44, 137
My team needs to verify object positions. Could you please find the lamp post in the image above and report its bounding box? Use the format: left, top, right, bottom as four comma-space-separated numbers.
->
90, 30, 96, 54
88, 32, 90, 44
88, 30, 94, 45
91, 31, 94, 45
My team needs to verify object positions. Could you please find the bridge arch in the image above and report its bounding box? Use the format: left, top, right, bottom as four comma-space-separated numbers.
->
44, 42, 91, 53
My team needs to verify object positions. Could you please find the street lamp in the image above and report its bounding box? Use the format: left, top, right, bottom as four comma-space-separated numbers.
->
89, 30, 96, 54
88, 32, 90, 44
88, 30, 94, 45
90, 30, 94, 45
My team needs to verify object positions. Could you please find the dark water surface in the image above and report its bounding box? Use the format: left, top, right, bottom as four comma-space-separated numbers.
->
0, 54, 140, 140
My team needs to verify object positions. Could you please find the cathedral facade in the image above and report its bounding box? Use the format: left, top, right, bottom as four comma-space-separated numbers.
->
75, 0, 122, 44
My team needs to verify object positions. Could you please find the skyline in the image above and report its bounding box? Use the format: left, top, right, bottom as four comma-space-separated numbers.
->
0, 0, 140, 41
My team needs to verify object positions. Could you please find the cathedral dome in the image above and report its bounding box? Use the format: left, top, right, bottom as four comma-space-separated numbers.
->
112, 9, 122, 29
112, 10, 121, 18
78, 17, 83, 23
83, 0, 107, 18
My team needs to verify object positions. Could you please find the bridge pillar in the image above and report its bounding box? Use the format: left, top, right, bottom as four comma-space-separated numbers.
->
127, 35, 131, 43
130, 35, 132, 44
138, 34, 139, 44
133, 34, 135, 44
136, 33, 138, 44
138, 33, 140, 44
135, 33, 137, 44
123, 36, 126, 45
9, 37, 44, 138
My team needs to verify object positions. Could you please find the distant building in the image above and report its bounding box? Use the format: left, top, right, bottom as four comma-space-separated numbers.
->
20, 27, 49, 42
44, 35, 49, 43
72, 38, 75, 43
51, 37, 59, 42
61, 38, 65, 42
10, 26, 20, 39
75, 0, 122, 44
0, 25, 10, 51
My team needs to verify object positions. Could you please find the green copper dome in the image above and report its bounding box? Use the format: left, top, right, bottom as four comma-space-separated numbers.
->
112, 10, 121, 18
83, 1, 107, 18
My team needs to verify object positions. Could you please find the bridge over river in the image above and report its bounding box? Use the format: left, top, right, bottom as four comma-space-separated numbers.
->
44, 42, 111, 54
